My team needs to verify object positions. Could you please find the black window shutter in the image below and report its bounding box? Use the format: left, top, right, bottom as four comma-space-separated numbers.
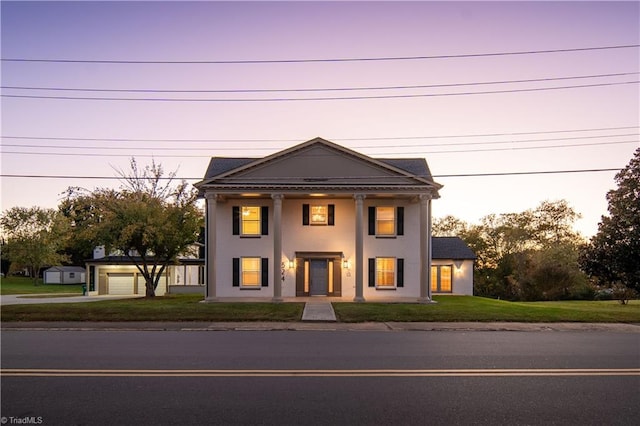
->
397, 258, 404, 287
368, 258, 376, 287
368, 207, 376, 235
397, 207, 404, 236
232, 207, 240, 235
261, 206, 269, 235
232, 258, 240, 287
261, 258, 269, 287
302, 204, 310, 226
328, 204, 335, 226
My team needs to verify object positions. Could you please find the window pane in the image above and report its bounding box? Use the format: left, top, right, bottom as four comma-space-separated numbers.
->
440, 266, 452, 292
241, 258, 261, 286
376, 207, 395, 235
241, 206, 260, 235
310, 205, 327, 225
431, 266, 438, 292
376, 257, 395, 286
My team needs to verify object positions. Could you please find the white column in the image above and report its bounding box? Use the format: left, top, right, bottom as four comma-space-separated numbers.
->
419, 194, 433, 303
353, 194, 365, 302
272, 193, 284, 302
204, 192, 218, 302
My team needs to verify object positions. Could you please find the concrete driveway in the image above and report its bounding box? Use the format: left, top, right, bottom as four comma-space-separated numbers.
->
0, 294, 142, 306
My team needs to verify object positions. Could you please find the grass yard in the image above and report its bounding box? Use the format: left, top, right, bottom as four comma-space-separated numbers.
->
333, 295, 640, 323
0, 276, 83, 295
1, 292, 638, 323
0, 294, 305, 322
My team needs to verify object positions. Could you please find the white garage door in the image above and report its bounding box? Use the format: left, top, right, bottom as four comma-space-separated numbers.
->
108, 273, 135, 295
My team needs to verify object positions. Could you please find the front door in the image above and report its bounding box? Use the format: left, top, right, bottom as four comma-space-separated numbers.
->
309, 259, 328, 296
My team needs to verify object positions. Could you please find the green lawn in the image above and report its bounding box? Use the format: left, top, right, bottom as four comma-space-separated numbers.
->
0, 276, 83, 295
333, 295, 640, 323
0, 294, 304, 322
1, 292, 638, 323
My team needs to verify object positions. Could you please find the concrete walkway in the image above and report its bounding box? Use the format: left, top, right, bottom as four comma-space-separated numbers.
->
301, 301, 337, 322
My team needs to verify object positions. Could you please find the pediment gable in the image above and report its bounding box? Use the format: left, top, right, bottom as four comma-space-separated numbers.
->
200, 138, 434, 187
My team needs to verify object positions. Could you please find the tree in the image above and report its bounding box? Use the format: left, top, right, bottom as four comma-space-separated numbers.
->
0, 207, 69, 284
65, 159, 202, 297
434, 200, 587, 301
580, 148, 640, 295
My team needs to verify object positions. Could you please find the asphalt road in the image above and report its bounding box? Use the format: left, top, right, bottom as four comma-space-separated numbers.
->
2, 329, 639, 425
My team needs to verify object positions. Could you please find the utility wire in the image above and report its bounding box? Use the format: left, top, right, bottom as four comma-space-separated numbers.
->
0, 168, 623, 181
3, 133, 637, 151
2, 81, 637, 102
2, 72, 637, 94
2, 44, 638, 64
2, 126, 638, 143
2, 140, 637, 158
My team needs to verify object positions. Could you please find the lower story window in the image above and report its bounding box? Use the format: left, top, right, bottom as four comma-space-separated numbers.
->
431, 265, 452, 293
242, 257, 261, 287
376, 257, 395, 287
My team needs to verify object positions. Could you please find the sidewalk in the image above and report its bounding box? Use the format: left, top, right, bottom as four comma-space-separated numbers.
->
2, 321, 639, 333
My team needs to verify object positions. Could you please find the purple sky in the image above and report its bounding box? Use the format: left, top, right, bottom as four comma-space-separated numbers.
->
1, 1, 638, 236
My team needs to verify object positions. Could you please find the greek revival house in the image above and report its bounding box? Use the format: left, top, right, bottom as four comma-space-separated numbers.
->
195, 137, 445, 302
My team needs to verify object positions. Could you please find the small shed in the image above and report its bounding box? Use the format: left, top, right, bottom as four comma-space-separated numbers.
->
431, 237, 477, 295
43, 266, 86, 284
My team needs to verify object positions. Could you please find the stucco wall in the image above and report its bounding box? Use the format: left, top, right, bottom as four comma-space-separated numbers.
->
213, 197, 426, 299
431, 259, 474, 295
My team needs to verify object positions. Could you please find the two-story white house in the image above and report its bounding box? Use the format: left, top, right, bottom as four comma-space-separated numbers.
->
195, 137, 443, 302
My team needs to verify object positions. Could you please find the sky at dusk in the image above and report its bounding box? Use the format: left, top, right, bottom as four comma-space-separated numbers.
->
1, 1, 639, 237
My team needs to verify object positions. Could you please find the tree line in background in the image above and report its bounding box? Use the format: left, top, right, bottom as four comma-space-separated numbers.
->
434, 147, 639, 302
1, 148, 638, 300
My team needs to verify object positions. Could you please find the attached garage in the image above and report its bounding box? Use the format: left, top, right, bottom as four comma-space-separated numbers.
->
107, 273, 136, 295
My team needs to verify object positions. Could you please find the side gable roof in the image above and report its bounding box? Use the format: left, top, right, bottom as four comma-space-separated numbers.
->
44, 266, 86, 273
432, 237, 477, 260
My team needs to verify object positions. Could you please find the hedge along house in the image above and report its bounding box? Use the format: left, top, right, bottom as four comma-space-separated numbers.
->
195, 137, 442, 302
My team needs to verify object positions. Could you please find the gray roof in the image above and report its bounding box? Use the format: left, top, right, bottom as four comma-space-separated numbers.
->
44, 266, 86, 273
432, 237, 476, 260
203, 157, 433, 180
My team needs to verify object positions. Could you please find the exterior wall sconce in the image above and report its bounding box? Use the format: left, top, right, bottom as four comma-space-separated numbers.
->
342, 259, 350, 269
453, 260, 463, 271
288, 259, 295, 269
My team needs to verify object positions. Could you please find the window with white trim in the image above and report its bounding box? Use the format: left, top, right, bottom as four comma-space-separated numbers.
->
241, 257, 261, 287
431, 265, 452, 293
241, 207, 261, 236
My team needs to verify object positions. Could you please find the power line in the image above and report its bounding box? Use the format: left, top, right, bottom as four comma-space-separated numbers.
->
3, 126, 638, 143
2, 72, 636, 94
2, 44, 638, 64
2, 140, 637, 158
0, 168, 623, 181
2, 136, 637, 152
3, 81, 637, 102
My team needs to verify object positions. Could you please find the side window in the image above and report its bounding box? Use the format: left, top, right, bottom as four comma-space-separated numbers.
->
431, 265, 452, 293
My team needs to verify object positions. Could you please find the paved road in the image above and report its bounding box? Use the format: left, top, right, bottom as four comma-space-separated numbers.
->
2, 329, 639, 425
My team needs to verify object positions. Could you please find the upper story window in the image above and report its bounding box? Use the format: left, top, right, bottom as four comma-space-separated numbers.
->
241, 206, 261, 235
376, 207, 395, 235
302, 204, 335, 226
233, 206, 268, 236
310, 205, 328, 225
368, 206, 404, 237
